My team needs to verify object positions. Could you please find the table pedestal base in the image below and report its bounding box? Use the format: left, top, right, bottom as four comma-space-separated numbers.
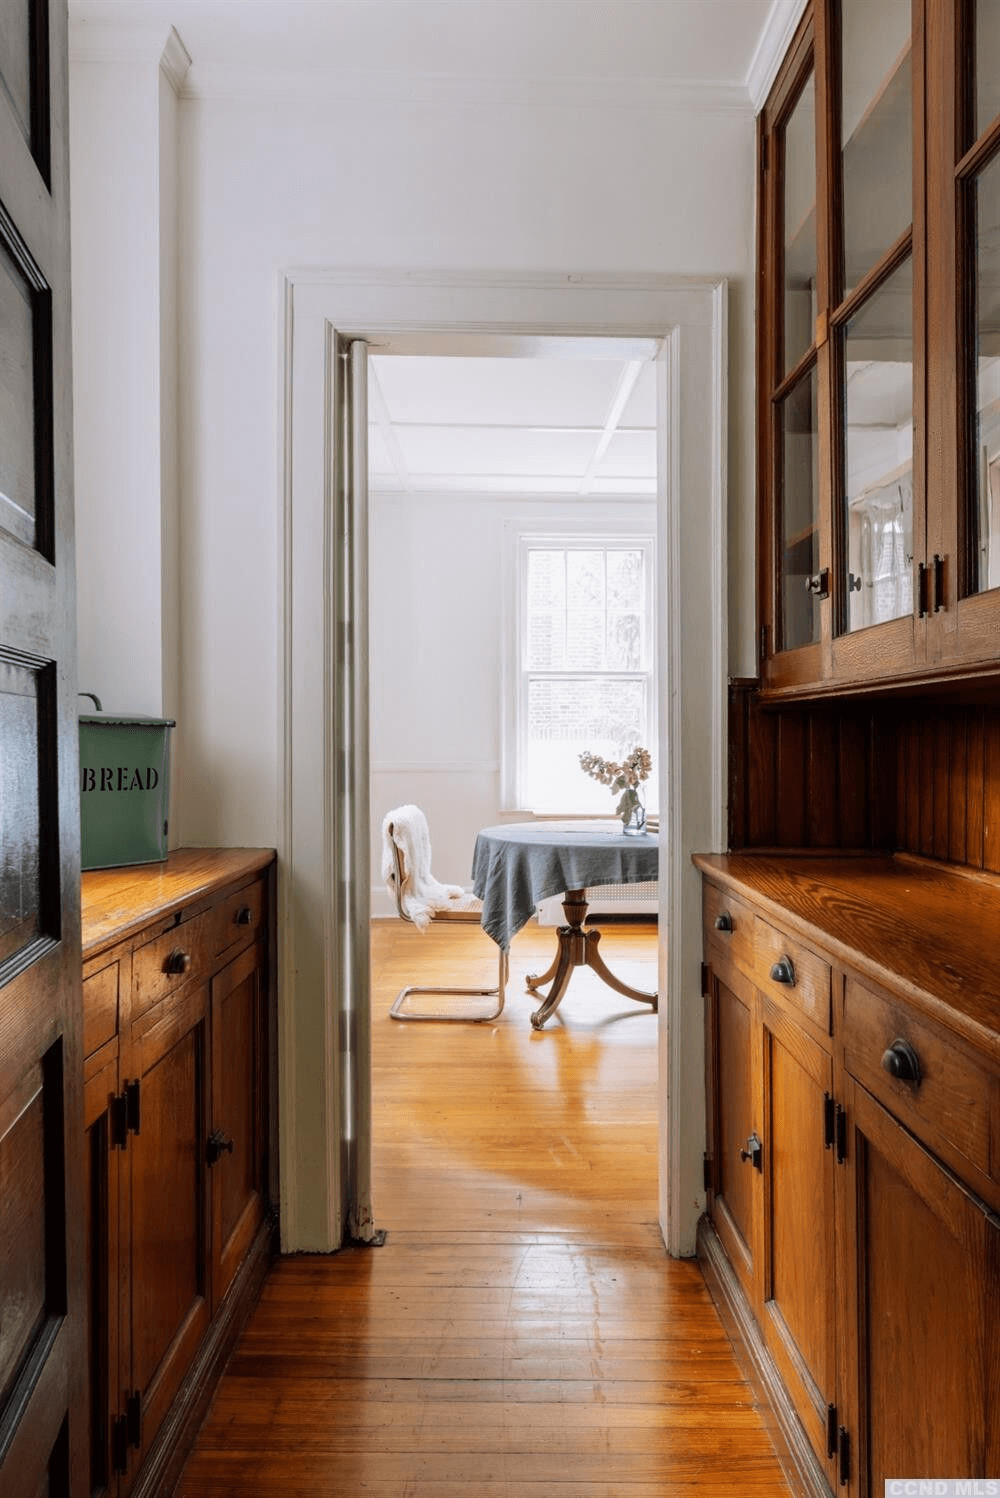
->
525, 889, 658, 1029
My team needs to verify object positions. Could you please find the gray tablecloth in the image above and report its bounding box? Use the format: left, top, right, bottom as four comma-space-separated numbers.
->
471, 819, 658, 950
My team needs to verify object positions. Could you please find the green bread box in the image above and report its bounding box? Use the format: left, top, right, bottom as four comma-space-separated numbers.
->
79, 711, 176, 871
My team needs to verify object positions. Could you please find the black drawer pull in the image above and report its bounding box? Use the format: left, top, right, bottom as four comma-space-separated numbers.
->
770, 956, 795, 986
164, 948, 191, 976
881, 1038, 921, 1085
714, 912, 732, 932
235, 905, 255, 926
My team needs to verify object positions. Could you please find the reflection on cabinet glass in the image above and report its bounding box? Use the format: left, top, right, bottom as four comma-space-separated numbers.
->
781, 367, 821, 651
843, 257, 913, 632
975, 0, 1000, 141
969, 138, 1000, 596
784, 71, 817, 374
840, 0, 911, 297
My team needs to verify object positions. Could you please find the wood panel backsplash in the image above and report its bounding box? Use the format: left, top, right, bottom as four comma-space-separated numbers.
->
728, 681, 896, 853
729, 684, 1000, 876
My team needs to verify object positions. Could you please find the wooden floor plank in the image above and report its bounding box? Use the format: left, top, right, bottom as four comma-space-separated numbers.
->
174, 919, 790, 1496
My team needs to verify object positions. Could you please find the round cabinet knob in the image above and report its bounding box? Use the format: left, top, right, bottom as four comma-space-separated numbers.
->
881, 1038, 921, 1085
235, 906, 254, 927
164, 949, 192, 976
714, 912, 733, 933
769, 956, 795, 986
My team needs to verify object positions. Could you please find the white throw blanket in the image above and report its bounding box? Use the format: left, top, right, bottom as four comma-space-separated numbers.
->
381, 804, 481, 929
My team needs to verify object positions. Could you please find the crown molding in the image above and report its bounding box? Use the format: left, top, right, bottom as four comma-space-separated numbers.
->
745, 0, 810, 113
180, 64, 752, 113
160, 26, 192, 95
69, 17, 192, 87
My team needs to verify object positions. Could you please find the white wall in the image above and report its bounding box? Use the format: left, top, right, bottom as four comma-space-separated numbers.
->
164, 82, 756, 849
369, 491, 657, 909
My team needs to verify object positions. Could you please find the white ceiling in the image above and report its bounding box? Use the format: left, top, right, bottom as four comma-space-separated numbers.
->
368, 347, 658, 496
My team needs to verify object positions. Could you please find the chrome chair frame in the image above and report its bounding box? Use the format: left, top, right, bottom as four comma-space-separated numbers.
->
386, 825, 507, 1022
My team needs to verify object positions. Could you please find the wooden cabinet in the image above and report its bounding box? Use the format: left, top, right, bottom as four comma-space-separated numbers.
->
698, 852, 1000, 1496
758, 0, 1000, 699
80, 849, 275, 1498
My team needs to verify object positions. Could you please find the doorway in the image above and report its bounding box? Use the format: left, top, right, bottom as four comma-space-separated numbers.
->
278, 272, 728, 1258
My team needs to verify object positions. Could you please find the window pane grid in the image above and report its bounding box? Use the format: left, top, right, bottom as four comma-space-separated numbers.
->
519, 539, 653, 813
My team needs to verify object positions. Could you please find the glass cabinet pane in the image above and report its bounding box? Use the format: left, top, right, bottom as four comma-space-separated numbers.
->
841, 0, 912, 297
783, 72, 817, 375
970, 150, 1000, 594
843, 258, 913, 632
779, 366, 821, 652
976, 0, 1000, 140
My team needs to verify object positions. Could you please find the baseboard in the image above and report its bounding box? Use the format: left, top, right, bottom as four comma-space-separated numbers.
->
697, 1216, 831, 1498
133, 1213, 277, 1498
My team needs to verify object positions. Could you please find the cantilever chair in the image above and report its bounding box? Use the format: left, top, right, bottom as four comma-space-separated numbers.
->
386, 815, 508, 1022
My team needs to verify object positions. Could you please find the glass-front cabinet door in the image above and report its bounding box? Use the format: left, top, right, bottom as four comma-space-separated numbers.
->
928, 0, 1000, 666
760, 0, 1000, 696
760, 19, 828, 691
830, 0, 923, 683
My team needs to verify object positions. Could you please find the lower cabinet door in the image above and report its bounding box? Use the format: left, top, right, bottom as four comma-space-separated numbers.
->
706, 965, 760, 1303
842, 1079, 1000, 1494
124, 986, 211, 1486
209, 943, 266, 1305
83, 1048, 121, 1498
759, 999, 837, 1483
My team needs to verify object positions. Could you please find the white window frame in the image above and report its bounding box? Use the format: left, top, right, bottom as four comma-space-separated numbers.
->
502, 519, 657, 814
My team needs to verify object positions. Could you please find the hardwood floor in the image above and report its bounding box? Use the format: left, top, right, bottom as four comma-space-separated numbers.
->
173, 918, 791, 1496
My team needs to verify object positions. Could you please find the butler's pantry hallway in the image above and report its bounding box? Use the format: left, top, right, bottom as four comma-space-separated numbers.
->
174, 919, 789, 1496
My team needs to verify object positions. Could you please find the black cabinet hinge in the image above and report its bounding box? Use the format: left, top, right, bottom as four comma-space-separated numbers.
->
933, 552, 946, 612
701, 961, 710, 997
761, 133, 769, 173
826, 1402, 838, 1459
703, 1153, 713, 1192
111, 1414, 128, 1475
125, 1079, 140, 1136
823, 1093, 835, 1151
835, 1103, 848, 1165
111, 1080, 141, 1150
838, 1424, 850, 1486
110, 1092, 128, 1150
760, 623, 768, 661
126, 1390, 142, 1451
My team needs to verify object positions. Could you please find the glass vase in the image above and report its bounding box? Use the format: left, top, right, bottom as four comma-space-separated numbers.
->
621, 796, 646, 836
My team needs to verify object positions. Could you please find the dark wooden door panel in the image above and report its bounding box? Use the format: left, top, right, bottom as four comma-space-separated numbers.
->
0, 0, 83, 1490
846, 1080, 1000, 1492
83, 1050, 118, 1498
210, 945, 264, 1306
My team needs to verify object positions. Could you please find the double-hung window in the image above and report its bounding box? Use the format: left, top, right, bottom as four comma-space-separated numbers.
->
512, 533, 656, 814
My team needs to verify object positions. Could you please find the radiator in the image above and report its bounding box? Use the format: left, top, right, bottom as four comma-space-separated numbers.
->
536, 880, 659, 925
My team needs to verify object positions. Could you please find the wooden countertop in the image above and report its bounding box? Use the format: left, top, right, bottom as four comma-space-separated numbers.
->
81, 847, 274, 959
694, 851, 1000, 1061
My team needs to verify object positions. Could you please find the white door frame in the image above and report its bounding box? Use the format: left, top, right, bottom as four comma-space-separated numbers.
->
278, 270, 728, 1255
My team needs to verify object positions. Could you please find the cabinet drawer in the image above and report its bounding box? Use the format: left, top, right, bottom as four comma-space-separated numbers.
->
132, 879, 263, 1020
703, 883, 755, 970
752, 917, 831, 1032
843, 978, 996, 1181
83, 960, 120, 1058
209, 880, 264, 962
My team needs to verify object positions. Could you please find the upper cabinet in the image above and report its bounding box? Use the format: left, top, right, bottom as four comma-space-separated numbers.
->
758, 0, 1000, 698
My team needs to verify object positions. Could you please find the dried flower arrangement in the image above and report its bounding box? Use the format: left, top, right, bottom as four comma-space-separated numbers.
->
579, 746, 652, 831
